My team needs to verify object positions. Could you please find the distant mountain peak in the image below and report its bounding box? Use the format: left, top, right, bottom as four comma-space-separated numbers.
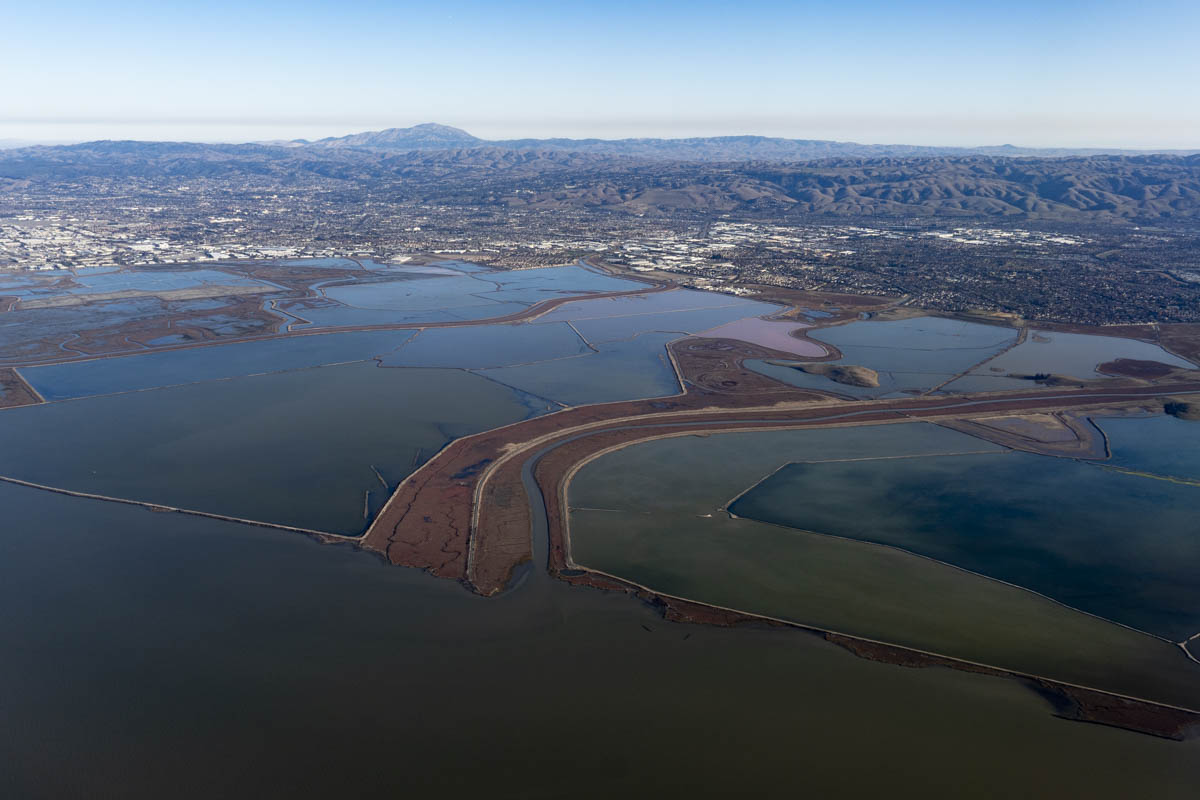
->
313, 123, 480, 150
409, 122, 471, 134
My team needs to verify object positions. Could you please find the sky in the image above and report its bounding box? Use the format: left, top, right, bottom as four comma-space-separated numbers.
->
3, 0, 1198, 148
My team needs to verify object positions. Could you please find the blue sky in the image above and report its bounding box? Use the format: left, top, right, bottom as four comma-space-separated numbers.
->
3, 0, 1198, 147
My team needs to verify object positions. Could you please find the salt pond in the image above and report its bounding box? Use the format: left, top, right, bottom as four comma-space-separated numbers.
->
0, 361, 548, 534
944, 329, 1196, 392
696, 317, 826, 357
568, 421, 1200, 706
477, 331, 683, 406
20, 329, 420, 400
746, 316, 1017, 397
730, 445, 1200, 640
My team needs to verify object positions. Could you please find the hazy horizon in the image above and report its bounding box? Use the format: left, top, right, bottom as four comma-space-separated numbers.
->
5, 0, 1199, 150
2, 118, 1198, 151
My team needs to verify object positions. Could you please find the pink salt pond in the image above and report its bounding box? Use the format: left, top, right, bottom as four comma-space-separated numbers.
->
696, 317, 827, 357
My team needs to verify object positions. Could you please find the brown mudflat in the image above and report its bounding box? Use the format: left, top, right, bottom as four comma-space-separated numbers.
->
1099, 358, 1183, 379
0, 368, 42, 409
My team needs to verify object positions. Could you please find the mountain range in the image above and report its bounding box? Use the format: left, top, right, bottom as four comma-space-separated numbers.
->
293, 123, 1197, 161
3, 125, 1200, 222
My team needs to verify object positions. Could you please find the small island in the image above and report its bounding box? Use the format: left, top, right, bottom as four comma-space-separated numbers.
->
766, 360, 880, 388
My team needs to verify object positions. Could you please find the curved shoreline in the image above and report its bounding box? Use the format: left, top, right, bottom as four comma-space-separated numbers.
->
548, 422, 1179, 648
357, 375, 1200, 595
343, 370, 1200, 736
533, 418, 1200, 738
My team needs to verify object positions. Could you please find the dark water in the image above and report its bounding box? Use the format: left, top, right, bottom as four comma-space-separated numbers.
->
4, 273, 701, 539
730, 449, 1200, 640
0, 362, 548, 534
3, 480, 1198, 799
1099, 415, 1200, 481
6, 268, 1200, 795
566, 424, 1200, 706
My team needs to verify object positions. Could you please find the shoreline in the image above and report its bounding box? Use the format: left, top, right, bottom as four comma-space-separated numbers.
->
536, 423, 1200, 740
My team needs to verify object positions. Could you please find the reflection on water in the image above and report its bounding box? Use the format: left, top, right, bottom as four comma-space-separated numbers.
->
3, 480, 1198, 798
